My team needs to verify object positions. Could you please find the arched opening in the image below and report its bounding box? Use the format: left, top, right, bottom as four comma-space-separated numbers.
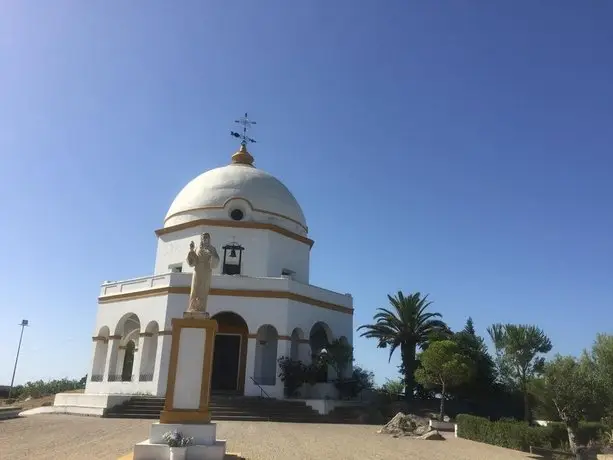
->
254, 325, 278, 386
211, 312, 249, 393
91, 326, 110, 382
290, 327, 304, 362
139, 321, 159, 382
109, 313, 141, 382
121, 340, 136, 381
310, 322, 332, 383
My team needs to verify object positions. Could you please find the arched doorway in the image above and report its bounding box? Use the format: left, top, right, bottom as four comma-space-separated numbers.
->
254, 325, 278, 386
109, 313, 140, 382
309, 322, 332, 383
211, 312, 248, 394
121, 340, 136, 381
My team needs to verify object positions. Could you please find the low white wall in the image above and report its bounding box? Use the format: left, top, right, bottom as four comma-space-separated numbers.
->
300, 383, 338, 400
86, 379, 160, 396
302, 399, 364, 415
53, 393, 132, 416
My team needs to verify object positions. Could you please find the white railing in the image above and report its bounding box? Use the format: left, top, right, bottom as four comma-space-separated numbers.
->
99, 273, 352, 310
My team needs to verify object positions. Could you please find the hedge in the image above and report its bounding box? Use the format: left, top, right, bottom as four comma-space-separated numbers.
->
456, 414, 605, 452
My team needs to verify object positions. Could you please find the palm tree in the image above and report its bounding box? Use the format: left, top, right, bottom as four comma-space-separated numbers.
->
487, 323, 552, 422
357, 291, 449, 401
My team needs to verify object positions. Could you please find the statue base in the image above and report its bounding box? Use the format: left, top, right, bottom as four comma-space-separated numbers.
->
133, 317, 225, 459
183, 311, 210, 320
133, 422, 226, 460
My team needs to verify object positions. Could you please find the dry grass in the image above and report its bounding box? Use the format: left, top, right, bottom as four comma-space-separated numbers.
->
0, 389, 83, 411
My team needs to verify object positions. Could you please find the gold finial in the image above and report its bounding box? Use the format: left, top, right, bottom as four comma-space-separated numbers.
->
230, 112, 257, 167
231, 143, 255, 166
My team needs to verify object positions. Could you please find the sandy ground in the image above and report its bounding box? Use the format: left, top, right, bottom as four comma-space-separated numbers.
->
0, 414, 537, 460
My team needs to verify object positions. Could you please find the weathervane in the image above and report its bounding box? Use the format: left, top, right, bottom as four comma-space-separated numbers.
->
230, 112, 257, 146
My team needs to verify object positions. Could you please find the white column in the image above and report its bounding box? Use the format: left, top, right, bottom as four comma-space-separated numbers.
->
104, 338, 120, 381
244, 337, 257, 395
156, 334, 172, 396
299, 340, 311, 363
85, 341, 98, 392
132, 335, 145, 383
115, 348, 126, 377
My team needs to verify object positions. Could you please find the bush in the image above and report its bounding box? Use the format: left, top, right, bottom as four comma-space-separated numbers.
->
456, 414, 551, 451
456, 414, 605, 452
335, 366, 375, 400
10, 378, 85, 400
277, 357, 308, 397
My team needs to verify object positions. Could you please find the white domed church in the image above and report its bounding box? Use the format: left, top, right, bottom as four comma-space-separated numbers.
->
64, 138, 353, 413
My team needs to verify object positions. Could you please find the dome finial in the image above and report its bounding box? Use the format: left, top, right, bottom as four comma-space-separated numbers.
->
230, 112, 257, 166
231, 143, 255, 166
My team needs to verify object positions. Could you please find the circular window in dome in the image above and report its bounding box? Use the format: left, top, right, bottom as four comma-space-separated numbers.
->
230, 209, 244, 221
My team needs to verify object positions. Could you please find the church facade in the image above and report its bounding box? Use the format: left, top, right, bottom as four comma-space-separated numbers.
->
85, 142, 353, 401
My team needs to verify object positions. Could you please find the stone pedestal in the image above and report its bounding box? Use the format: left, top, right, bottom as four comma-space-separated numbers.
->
133, 317, 227, 460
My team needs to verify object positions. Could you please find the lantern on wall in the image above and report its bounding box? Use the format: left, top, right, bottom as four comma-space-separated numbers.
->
222, 243, 245, 275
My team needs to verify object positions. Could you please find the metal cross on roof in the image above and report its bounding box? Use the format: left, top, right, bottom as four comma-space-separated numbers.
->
230, 112, 257, 146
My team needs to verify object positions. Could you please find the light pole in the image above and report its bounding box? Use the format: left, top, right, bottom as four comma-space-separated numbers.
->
8, 319, 29, 399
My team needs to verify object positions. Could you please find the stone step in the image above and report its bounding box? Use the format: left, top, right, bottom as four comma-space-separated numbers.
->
105, 395, 331, 422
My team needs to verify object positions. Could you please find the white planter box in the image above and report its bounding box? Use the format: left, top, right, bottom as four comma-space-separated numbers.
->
429, 419, 455, 431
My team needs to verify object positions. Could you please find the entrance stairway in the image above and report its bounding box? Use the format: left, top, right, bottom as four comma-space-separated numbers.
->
105, 395, 340, 423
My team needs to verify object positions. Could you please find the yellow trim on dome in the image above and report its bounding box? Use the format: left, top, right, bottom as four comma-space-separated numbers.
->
164, 196, 308, 233
156, 218, 314, 248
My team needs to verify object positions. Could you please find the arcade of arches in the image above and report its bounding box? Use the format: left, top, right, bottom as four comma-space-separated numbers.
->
91, 314, 160, 383
91, 311, 345, 393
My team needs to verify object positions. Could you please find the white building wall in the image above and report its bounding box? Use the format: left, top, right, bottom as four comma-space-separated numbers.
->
88, 270, 353, 399
207, 295, 290, 335
154, 225, 270, 277
287, 300, 354, 345
266, 231, 310, 283
86, 294, 170, 395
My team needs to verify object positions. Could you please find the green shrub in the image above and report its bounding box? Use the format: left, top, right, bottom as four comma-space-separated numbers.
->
456, 414, 551, 451
456, 414, 605, 452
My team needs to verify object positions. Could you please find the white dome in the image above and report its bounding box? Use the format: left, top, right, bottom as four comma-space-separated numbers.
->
164, 162, 307, 233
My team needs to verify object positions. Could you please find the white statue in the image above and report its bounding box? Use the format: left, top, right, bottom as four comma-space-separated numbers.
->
185, 232, 220, 318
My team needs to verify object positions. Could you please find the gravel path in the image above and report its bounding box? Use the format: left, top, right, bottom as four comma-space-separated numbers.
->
0, 414, 534, 460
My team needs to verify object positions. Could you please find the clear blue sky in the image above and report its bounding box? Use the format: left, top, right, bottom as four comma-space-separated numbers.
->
1, 1, 612, 386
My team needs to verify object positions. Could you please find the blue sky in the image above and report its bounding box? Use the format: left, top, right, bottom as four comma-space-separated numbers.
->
1, 1, 612, 386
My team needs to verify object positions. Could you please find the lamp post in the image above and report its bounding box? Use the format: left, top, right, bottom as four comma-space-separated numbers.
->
8, 319, 29, 399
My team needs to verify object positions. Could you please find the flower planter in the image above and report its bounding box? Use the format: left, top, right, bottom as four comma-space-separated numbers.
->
169, 446, 187, 460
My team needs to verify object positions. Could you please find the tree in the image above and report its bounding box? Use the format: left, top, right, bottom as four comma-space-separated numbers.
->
380, 377, 405, 399
352, 365, 375, 391
487, 323, 552, 422
581, 333, 613, 421
543, 355, 603, 454
415, 340, 474, 420
322, 338, 354, 382
357, 291, 449, 401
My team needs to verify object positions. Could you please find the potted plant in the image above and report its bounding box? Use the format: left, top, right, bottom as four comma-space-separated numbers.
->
162, 430, 193, 460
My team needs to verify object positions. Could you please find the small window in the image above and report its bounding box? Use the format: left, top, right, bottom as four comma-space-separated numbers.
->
230, 209, 244, 221
169, 264, 182, 273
